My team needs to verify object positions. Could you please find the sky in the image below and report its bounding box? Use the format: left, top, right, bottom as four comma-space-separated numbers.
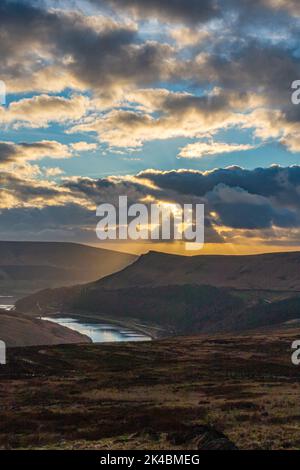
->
1, 0, 300, 254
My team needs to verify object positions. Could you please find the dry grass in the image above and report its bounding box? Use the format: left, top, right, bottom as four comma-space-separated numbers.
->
0, 326, 299, 449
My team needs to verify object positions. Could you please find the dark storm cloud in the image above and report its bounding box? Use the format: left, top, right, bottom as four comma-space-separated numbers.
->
0, 141, 70, 165
2, 166, 300, 241
2, 0, 300, 147
0, 143, 19, 164
89, 0, 220, 24
2, 0, 298, 95
0, 172, 67, 201
205, 183, 298, 229
61, 167, 300, 231
1, 1, 300, 243
137, 167, 300, 202
62, 175, 158, 207
0, 203, 93, 228
0, 172, 224, 243
194, 42, 300, 108
159, 92, 230, 115
0, 203, 96, 242
135, 167, 300, 229
89, 0, 300, 24
0, 0, 173, 92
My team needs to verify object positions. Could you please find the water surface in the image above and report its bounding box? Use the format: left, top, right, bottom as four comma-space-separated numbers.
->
0, 296, 15, 311
42, 316, 151, 343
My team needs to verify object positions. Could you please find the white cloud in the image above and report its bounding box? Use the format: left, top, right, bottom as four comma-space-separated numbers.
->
178, 141, 255, 158
70, 142, 98, 152
169, 26, 211, 47
0, 94, 89, 129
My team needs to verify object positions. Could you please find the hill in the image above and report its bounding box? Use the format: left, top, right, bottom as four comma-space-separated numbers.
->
16, 250, 300, 336
0, 241, 136, 295
16, 282, 300, 336
94, 250, 300, 291
17, 284, 245, 335
0, 310, 90, 347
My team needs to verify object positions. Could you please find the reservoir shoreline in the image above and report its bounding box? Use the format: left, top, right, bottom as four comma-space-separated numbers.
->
38, 311, 167, 340
41, 314, 155, 343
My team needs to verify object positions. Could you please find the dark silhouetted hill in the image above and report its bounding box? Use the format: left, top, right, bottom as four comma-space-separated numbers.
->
16, 250, 300, 336
94, 250, 300, 291
0, 241, 136, 294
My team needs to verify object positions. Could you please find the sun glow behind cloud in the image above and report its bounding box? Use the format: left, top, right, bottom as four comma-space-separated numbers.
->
0, 0, 299, 253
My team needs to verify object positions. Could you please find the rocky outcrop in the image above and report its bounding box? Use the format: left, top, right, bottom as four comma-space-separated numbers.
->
168, 425, 238, 450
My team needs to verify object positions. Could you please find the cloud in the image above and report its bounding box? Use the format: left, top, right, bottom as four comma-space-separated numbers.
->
0, 172, 77, 209
70, 142, 98, 152
1, 1, 300, 248
135, 167, 300, 205
132, 167, 300, 242
249, 0, 300, 17
43, 167, 64, 178
242, 108, 300, 154
89, 0, 220, 24
0, 0, 175, 95
192, 42, 300, 107
169, 26, 211, 47
70, 88, 246, 148
90, 0, 300, 24
205, 183, 298, 229
0, 1, 298, 157
0, 203, 96, 243
178, 141, 255, 158
1, 165, 300, 245
0, 140, 71, 166
281, 135, 300, 153
0, 94, 89, 128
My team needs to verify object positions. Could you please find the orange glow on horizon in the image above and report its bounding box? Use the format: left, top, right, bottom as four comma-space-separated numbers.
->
91, 241, 300, 257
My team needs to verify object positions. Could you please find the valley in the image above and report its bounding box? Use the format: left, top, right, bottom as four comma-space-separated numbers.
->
16, 251, 300, 338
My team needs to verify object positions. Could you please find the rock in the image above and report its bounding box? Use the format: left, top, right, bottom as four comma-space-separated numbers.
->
167, 425, 238, 450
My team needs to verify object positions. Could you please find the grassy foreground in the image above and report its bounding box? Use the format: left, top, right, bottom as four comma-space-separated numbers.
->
0, 326, 299, 450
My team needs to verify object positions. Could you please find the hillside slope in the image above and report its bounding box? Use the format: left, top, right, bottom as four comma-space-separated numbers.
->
16, 283, 300, 336
94, 250, 300, 291
16, 250, 300, 336
17, 284, 245, 335
0, 310, 90, 347
0, 241, 136, 294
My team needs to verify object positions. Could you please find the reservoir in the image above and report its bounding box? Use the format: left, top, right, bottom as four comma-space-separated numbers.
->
42, 316, 152, 343
0, 296, 15, 311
